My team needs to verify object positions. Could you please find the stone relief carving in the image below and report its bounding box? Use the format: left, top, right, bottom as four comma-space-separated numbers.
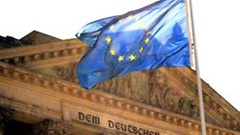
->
47, 63, 197, 117
96, 71, 150, 104
148, 70, 169, 109
148, 70, 199, 118
45, 63, 200, 119
96, 69, 200, 119
52, 63, 78, 83
178, 97, 199, 118
45, 63, 201, 119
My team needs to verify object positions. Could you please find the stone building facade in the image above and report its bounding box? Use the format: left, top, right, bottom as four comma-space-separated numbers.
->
0, 31, 239, 134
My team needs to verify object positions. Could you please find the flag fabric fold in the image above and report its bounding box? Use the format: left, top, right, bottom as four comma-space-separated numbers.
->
76, 0, 190, 89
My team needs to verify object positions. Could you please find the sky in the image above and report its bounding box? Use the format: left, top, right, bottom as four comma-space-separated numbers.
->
1, 0, 239, 111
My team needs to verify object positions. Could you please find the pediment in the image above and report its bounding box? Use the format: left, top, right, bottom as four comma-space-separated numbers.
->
20, 30, 61, 45
0, 38, 239, 132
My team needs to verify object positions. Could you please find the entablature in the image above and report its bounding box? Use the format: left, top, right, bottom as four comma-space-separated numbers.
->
0, 61, 239, 134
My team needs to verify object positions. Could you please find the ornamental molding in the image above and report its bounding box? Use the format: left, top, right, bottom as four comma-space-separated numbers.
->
0, 97, 61, 120
160, 68, 240, 131
0, 39, 85, 69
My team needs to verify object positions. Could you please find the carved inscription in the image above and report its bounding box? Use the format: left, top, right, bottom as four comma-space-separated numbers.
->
78, 112, 100, 125
52, 63, 77, 82
108, 120, 159, 135
77, 111, 160, 135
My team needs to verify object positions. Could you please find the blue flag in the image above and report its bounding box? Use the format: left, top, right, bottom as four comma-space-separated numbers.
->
76, 0, 190, 89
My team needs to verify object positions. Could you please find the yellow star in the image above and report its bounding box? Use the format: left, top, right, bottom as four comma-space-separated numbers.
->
129, 54, 136, 61
146, 31, 151, 35
110, 25, 114, 31
118, 55, 124, 62
109, 48, 115, 56
135, 16, 140, 21
139, 47, 144, 53
105, 37, 111, 44
127, 15, 132, 19
141, 23, 147, 29
145, 38, 150, 44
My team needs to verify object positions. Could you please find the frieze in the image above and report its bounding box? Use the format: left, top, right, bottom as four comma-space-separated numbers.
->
78, 111, 160, 135
64, 102, 164, 135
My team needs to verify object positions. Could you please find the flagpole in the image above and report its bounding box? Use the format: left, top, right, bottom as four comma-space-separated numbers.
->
186, 0, 207, 135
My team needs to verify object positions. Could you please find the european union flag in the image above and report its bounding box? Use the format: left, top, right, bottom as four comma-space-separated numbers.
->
76, 0, 190, 89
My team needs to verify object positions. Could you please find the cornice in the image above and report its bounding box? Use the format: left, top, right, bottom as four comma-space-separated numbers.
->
160, 68, 240, 131
0, 62, 239, 134
0, 39, 85, 66
0, 96, 61, 120
177, 67, 239, 116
